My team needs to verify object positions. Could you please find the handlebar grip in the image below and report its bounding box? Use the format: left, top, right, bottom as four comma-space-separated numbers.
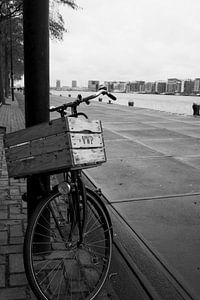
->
107, 93, 117, 101
49, 107, 56, 112
49, 103, 68, 112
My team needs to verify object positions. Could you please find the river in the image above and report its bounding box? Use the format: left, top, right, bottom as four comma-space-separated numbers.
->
50, 90, 200, 116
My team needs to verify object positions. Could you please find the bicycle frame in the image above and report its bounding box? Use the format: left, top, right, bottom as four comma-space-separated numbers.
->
54, 101, 89, 246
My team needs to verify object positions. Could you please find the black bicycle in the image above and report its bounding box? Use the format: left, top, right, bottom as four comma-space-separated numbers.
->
22, 87, 116, 299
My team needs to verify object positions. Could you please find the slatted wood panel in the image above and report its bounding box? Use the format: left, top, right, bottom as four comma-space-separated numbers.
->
4, 116, 106, 178
72, 148, 106, 165
4, 118, 67, 147
68, 118, 102, 133
5, 133, 70, 161
6, 149, 73, 178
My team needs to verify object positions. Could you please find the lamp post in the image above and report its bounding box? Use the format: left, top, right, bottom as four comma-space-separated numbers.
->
9, 15, 14, 101
6, 0, 15, 101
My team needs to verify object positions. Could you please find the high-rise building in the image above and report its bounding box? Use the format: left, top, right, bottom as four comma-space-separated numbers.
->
194, 78, 200, 94
166, 78, 181, 94
155, 81, 167, 94
113, 81, 127, 92
72, 80, 77, 88
145, 82, 156, 93
56, 80, 61, 90
88, 80, 99, 91
104, 81, 114, 92
181, 79, 194, 95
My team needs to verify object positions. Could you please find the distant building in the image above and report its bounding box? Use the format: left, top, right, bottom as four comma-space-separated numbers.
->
194, 78, 200, 94
126, 81, 145, 93
166, 78, 182, 94
104, 81, 114, 92
181, 79, 194, 95
144, 82, 156, 93
88, 80, 99, 91
155, 81, 167, 94
113, 81, 126, 92
72, 80, 77, 88
56, 80, 61, 90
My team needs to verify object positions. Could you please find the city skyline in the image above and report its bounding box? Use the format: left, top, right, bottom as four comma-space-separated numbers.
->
53, 77, 200, 95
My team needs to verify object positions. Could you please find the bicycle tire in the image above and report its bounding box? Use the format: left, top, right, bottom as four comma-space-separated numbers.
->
24, 189, 112, 300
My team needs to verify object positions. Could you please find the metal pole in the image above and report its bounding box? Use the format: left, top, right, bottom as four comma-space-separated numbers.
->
23, 0, 50, 220
9, 16, 14, 102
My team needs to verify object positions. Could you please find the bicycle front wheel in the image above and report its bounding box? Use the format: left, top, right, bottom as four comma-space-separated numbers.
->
24, 189, 112, 300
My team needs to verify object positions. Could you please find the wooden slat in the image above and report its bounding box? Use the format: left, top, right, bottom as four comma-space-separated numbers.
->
70, 133, 103, 148
4, 117, 67, 147
67, 117, 102, 133
5, 133, 70, 161
72, 148, 106, 165
7, 149, 73, 178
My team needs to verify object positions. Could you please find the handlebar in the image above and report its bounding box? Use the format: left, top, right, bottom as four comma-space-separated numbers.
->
49, 88, 117, 113
82, 89, 117, 102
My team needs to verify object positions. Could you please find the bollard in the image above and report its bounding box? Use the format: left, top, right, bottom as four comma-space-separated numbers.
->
192, 103, 199, 116
197, 105, 200, 116
128, 101, 134, 107
99, 97, 102, 102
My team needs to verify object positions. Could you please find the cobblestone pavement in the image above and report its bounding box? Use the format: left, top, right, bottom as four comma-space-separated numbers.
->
0, 95, 117, 300
0, 97, 36, 299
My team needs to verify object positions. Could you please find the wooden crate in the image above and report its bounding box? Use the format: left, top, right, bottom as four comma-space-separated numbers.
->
4, 117, 106, 178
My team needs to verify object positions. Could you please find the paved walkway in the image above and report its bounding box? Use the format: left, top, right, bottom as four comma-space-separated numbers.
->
1, 93, 200, 299
0, 97, 30, 299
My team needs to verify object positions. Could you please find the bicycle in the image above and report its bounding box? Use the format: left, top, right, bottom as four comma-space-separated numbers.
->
4, 87, 116, 300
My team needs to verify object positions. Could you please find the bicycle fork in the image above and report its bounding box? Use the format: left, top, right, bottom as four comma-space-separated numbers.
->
50, 171, 87, 247
70, 171, 87, 246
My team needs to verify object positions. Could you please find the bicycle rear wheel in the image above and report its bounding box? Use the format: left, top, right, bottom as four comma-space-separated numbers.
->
24, 189, 112, 300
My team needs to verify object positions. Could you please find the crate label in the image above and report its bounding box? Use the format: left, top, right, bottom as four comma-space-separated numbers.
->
70, 133, 103, 148
67, 117, 102, 133
72, 148, 106, 165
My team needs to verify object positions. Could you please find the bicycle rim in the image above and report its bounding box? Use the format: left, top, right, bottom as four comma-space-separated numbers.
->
24, 190, 112, 300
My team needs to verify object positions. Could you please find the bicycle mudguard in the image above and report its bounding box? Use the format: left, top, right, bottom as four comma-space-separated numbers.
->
85, 186, 113, 239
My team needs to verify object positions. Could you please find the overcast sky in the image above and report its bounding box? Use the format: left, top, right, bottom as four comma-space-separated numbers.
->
49, 0, 200, 87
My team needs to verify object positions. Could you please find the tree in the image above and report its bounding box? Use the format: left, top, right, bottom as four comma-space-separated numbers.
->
0, 0, 78, 104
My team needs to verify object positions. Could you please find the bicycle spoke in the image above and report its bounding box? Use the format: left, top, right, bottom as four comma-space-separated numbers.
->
24, 189, 112, 300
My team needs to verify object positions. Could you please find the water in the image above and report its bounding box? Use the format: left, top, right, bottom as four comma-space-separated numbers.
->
50, 90, 200, 116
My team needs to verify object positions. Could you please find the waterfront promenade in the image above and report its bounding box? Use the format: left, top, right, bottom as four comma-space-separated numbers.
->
0, 93, 200, 299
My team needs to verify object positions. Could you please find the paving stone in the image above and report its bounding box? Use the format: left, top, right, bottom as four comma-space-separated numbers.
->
9, 188, 21, 196
10, 224, 23, 237
0, 245, 23, 255
9, 214, 26, 220
9, 253, 24, 273
0, 287, 26, 299
9, 273, 27, 287
0, 265, 5, 287
0, 222, 7, 230
0, 211, 8, 219
9, 204, 21, 214
3, 220, 21, 226
0, 180, 9, 186
0, 231, 8, 244
0, 255, 6, 264
9, 237, 24, 245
